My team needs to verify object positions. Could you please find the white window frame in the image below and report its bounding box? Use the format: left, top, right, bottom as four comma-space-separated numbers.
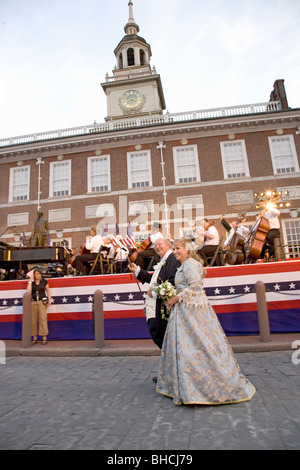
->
87, 154, 111, 193
9, 165, 30, 202
282, 218, 300, 258
51, 237, 72, 249
268, 135, 299, 175
127, 150, 152, 189
220, 140, 250, 180
49, 160, 71, 198
172, 145, 201, 184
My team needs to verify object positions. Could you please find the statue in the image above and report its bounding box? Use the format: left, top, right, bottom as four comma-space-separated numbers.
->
29, 210, 49, 247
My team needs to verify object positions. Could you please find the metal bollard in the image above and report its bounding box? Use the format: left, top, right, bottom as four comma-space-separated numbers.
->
0, 340, 6, 364
255, 281, 271, 343
94, 289, 104, 348
22, 292, 32, 348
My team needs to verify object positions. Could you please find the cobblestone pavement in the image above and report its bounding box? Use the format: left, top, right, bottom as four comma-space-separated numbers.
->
0, 351, 300, 450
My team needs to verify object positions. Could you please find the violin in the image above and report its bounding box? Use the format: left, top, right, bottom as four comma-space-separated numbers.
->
245, 216, 270, 262
129, 237, 152, 263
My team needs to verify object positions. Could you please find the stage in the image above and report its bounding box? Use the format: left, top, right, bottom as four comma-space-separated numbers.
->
0, 260, 299, 340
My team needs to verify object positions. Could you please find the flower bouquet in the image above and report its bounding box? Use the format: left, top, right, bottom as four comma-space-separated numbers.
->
151, 280, 177, 321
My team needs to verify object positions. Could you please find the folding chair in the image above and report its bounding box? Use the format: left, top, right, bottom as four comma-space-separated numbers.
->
207, 237, 225, 267
89, 246, 112, 275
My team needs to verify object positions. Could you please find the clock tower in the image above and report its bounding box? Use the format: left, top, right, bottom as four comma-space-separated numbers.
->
101, 0, 166, 121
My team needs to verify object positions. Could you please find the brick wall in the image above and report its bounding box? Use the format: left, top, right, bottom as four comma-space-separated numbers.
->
0, 124, 299, 247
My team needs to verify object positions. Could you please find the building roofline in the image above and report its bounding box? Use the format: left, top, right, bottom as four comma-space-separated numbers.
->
1, 104, 299, 154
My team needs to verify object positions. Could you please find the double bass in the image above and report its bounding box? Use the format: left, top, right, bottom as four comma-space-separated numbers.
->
245, 216, 270, 263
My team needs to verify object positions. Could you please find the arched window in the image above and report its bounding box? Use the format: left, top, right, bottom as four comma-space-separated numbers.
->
140, 49, 145, 65
127, 48, 135, 66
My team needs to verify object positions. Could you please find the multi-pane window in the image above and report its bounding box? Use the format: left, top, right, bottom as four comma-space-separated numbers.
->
284, 220, 300, 258
50, 160, 71, 197
220, 141, 250, 179
173, 145, 200, 184
268, 135, 299, 175
88, 155, 110, 193
9, 166, 30, 202
127, 150, 152, 188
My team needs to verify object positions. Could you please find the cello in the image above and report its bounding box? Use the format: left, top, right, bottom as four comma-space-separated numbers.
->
129, 237, 152, 263
224, 214, 246, 265
245, 216, 270, 263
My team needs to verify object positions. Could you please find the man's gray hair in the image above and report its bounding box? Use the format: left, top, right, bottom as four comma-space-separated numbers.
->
154, 238, 172, 248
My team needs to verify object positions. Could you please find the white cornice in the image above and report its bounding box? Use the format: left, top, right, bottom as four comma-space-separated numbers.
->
1, 108, 299, 162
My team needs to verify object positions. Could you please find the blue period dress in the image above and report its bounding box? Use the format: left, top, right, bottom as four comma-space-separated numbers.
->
156, 258, 256, 405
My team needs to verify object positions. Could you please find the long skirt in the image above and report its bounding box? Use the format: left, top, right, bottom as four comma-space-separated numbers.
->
156, 296, 256, 406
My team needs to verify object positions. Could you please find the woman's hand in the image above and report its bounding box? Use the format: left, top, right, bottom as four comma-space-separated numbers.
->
165, 295, 179, 307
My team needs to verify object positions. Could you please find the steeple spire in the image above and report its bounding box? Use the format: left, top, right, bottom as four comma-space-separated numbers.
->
124, 0, 139, 35
128, 0, 134, 21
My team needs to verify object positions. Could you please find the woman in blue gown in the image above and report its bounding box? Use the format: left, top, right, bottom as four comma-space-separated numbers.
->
156, 238, 256, 406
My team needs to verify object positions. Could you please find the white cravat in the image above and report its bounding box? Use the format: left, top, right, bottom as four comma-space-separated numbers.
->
143, 250, 172, 321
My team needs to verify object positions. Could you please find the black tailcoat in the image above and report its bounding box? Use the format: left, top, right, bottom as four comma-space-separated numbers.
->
137, 253, 180, 349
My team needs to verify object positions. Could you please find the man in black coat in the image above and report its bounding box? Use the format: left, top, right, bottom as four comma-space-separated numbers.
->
129, 238, 180, 349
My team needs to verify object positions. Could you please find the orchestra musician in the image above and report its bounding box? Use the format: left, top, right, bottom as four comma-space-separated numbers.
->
224, 220, 249, 248
223, 219, 249, 265
197, 219, 223, 266
135, 222, 163, 270
113, 235, 129, 272
102, 237, 114, 258
260, 202, 281, 260
73, 226, 104, 275
192, 221, 205, 250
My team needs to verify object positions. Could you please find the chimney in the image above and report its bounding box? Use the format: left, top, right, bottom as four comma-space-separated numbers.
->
269, 79, 289, 109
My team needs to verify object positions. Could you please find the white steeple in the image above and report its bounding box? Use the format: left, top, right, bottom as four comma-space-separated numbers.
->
124, 0, 140, 35
101, 0, 166, 121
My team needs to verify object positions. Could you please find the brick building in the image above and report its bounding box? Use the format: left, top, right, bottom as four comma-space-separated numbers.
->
0, 1, 300, 256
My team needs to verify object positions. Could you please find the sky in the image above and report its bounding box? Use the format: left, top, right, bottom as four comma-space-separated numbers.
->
0, 0, 300, 139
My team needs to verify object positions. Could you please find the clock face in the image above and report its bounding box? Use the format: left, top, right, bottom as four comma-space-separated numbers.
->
121, 90, 143, 109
